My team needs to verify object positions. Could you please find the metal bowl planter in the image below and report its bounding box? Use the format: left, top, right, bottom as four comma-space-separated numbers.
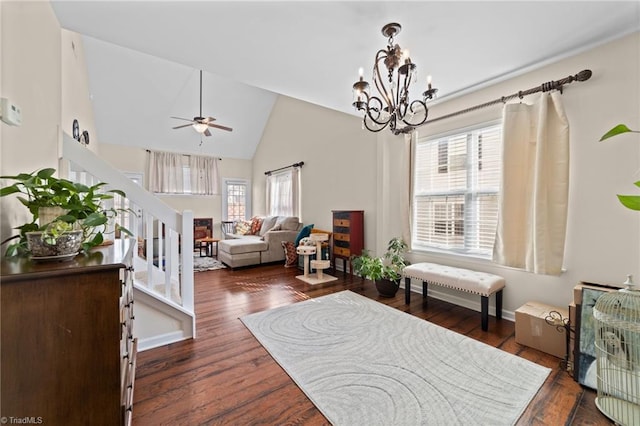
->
26, 230, 83, 259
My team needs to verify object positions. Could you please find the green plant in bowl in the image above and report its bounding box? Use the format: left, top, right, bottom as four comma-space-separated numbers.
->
1, 168, 133, 256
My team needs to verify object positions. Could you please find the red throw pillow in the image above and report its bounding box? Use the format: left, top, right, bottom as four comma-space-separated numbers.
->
249, 217, 263, 235
281, 241, 298, 267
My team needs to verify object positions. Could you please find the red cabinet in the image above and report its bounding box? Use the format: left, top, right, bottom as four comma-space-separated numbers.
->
331, 210, 364, 279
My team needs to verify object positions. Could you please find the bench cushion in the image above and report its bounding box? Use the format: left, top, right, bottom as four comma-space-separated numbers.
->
403, 263, 505, 297
219, 238, 268, 255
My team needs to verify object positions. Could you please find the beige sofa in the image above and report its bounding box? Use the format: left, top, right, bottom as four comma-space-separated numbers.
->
218, 216, 303, 268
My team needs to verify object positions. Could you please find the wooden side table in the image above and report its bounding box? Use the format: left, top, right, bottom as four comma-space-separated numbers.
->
197, 237, 219, 258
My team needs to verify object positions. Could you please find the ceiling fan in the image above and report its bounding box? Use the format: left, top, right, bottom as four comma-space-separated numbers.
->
171, 70, 233, 136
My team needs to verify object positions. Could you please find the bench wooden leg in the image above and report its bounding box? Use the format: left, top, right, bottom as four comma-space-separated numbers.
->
405, 277, 411, 304
496, 290, 503, 320
422, 281, 429, 308
481, 296, 489, 331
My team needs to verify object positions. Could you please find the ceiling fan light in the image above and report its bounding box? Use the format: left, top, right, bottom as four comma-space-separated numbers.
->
193, 122, 208, 133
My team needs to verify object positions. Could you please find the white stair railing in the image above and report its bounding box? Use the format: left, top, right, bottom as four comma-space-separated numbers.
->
61, 133, 195, 316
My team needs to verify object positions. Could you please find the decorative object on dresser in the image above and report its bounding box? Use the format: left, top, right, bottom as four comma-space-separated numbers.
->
0, 168, 131, 257
0, 240, 137, 425
331, 210, 364, 280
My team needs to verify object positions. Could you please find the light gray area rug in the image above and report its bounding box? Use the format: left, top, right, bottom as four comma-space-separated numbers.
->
193, 255, 226, 272
241, 290, 550, 426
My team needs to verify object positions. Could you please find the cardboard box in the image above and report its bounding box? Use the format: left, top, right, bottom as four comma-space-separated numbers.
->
515, 302, 568, 358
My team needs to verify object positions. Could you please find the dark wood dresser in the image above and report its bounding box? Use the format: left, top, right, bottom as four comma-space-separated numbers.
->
0, 240, 136, 425
331, 210, 364, 279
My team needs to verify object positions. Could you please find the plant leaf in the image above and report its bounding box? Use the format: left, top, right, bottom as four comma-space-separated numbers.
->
617, 195, 640, 211
36, 168, 57, 179
600, 124, 634, 141
0, 186, 21, 197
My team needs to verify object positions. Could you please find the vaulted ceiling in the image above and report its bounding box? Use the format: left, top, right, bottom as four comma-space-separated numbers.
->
50, 1, 640, 159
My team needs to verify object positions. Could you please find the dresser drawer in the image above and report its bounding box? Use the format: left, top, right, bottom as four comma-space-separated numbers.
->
334, 247, 351, 257
334, 233, 350, 242
333, 218, 350, 227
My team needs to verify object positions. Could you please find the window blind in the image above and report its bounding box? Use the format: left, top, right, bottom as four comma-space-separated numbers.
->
413, 123, 502, 257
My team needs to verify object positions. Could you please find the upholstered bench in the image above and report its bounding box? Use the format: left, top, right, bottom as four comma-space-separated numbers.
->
403, 263, 505, 331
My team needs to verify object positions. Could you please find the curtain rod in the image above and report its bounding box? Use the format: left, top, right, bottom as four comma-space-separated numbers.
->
145, 149, 221, 160
418, 69, 593, 128
265, 161, 304, 176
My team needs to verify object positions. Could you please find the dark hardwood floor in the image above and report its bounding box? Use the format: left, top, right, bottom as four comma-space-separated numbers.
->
132, 264, 611, 425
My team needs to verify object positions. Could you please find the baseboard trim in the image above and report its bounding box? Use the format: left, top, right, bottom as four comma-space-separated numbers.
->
137, 331, 192, 352
403, 282, 515, 322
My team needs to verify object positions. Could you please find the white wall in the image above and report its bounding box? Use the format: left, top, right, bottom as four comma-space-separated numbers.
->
0, 1, 62, 244
253, 95, 379, 244
61, 29, 98, 155
382, 32, 640, 315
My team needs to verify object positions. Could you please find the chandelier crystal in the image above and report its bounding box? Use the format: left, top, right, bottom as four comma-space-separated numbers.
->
353, 23, 438, 135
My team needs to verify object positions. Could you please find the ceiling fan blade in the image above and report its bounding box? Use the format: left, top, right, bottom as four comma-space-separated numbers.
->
208, 123, 233, 132
172, 123, 193, 129
204, 128, 212, 137
170, 116, 195, 123
205, 117, 217, 122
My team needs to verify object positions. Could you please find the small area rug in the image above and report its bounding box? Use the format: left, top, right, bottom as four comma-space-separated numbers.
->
193, 255, 226, 272
241, 290, 550, 426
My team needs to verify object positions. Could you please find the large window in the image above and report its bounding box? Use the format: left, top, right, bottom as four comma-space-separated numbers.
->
412, 122, 501, 257
222, 179, 250, 221
266, 168, 300, 217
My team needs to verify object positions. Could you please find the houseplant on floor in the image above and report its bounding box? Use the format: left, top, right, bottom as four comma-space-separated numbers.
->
0, 168, 132, 257
352, 237, 409, 297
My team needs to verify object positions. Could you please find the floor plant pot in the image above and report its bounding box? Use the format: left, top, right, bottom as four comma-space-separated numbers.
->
26, 230, 83, 259
375, 278, 400, 298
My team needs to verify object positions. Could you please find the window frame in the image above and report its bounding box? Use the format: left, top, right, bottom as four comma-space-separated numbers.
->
222, 178, 251, 221
412, 120, 502, 259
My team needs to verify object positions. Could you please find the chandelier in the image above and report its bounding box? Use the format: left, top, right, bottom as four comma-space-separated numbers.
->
352, 23, 438, 135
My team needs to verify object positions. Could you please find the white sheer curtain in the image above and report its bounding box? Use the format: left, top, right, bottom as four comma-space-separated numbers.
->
402, 132, 415, 249
146, 150, 184, 193
266, 168, 300, 217
492, 92, 569, 275
189, 155, 220, 195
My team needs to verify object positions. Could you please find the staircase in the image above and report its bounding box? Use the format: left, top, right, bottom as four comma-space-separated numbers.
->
61, 133, 195, 351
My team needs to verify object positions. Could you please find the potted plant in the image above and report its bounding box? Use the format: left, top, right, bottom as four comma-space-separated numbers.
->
352, 237, 409, 297
0, 168, 132, 257
600, 123, 640, 211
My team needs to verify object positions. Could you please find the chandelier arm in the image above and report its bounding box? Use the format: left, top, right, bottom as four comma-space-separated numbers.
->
365, 96, 392, 126
400, 100, 429, 127
364, 114, 389, 132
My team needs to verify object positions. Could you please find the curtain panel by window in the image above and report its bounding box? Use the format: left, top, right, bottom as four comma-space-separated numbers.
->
146, 150, 184, 193
266, 168, 300, 217
189, 155, 220, 195
492, 92, 569, 275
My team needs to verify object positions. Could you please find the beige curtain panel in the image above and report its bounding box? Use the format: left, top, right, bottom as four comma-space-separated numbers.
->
146, 150, 184, 194
189, 155, 220, 195
492, 92, 570, 275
